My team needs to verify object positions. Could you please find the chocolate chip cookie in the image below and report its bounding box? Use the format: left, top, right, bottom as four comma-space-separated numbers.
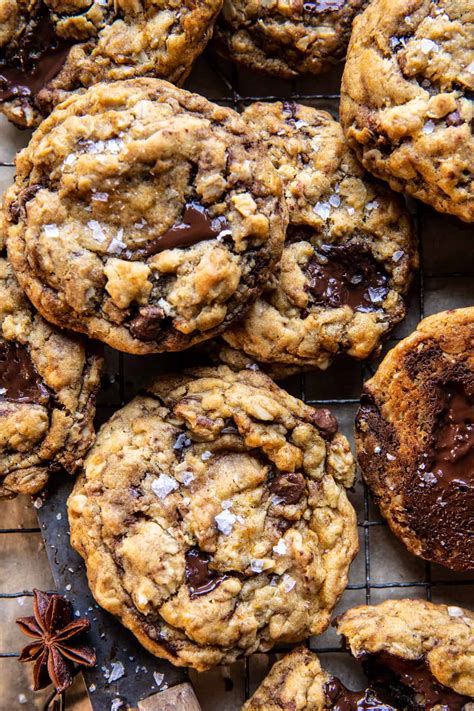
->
0, 244, 102, 498
340, 0, 474, 222
0, 0, 223, 127
356, 307, 474, 571
68, 365, 358, 670
245, 599, 474, 709
222, 102, 417, 371
214, 0, 368, 78
4, 79, 287, 355
338, 599, 474, 709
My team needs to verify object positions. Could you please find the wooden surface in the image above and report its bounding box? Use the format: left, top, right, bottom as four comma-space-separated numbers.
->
138, 684, 201, 711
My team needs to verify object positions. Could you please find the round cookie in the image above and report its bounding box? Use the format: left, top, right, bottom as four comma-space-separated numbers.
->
0, 248, 102, 498
245, 600, 474, 710
356, 308, 474, 571
0, 0, 223, 128
337, 599, 474, 708
4, 79, 287, 355
68, 365, 358, 670
223, 101, 417, 371
340, 0, 474, 223
214, 0, 368, 78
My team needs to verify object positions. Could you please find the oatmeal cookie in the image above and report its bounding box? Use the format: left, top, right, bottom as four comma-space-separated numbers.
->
222, 102, 417, 371
0, 0, 223, 128
214, 0, 368, 78
338, 599, 474, 708
68, 365, 358, 670
4, 79, 287, 355
0, 243, 102, 498
356, 307, 474, 570
245, 600, 474, 709
340, 0, 474, 222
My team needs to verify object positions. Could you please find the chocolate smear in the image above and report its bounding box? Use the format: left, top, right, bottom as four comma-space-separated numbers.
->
364, 651, 472, 710
324, 678, 395, 710
0, 9, 70, 106
306, 243, 389, 312
0, 342, 49, 404
185, 548, 229, 599
130, 202, 228, 259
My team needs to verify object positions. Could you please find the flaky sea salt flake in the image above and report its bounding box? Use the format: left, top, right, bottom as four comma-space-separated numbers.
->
282, 574, 296, 593
151, 474, 178, 499
313, 202, 331, 220
215, 509, 237, 535
273, 539, 287, 555
153, 672, 164, 687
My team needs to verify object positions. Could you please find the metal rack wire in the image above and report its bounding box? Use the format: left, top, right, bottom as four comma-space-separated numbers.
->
1, 51, 473, 710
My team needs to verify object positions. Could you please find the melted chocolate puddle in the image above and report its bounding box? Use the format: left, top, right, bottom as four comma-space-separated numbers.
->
306, 243, 389, 312
128, 202, 228, 259
0, 342, 49, 404
324, 651, 472, 710
430, 383, 474, 491
363, 651, 472, 710
324, 679, 395, 710
184, 548, 229, 599
0, 9, 71, 105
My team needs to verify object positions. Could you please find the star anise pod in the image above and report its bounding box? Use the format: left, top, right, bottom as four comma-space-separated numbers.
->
16, 589, 96, 693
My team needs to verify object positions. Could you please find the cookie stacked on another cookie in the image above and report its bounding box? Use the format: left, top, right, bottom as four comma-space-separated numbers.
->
0, 0, 223, 127
3, 79, 287, 355
341, 0, 474, 222
356, 307, 474, 571
244, 599, 474, 710
221, 101, 417, 371
214, 0, 368, 78
68, 365, 358, 670
0, 233, 102, 498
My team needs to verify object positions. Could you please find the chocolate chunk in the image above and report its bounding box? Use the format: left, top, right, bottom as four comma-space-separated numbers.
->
364, 651, 472, 710
9, 184, 44, 224
0, 9, 70, 106
129, 306, 166, 341
184, 548, 228, 599
130, 202, 228, 259
306, 243, 389, 312
310, 408, 338, 438
0, 342, 49, 404
270, 472, 306, 505
324, 678, 396, 710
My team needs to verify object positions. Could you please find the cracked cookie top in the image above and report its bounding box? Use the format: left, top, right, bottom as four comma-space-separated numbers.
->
356, 307, 474, 571
214, 0, 368, 78
340, 0, 474, 222
3, 79, 287, 355
67, 365, 357, 670
244, 600, 474, 709
222, 101, 417, 371
0, 0, 223, 127
0, 251, 102, 498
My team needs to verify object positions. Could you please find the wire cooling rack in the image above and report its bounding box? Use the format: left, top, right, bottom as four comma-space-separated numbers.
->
0, 51, 473, 710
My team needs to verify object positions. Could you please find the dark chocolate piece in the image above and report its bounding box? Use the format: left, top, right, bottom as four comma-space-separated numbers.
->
306, 243, 389, 312
0, 10, 70, 105
431, 383, 474, 491
310, 408, 338, 438
324, 678, 395, 710
129, 306, 167, 342
364, 651, 472, 710
0, 341, 49, 404
270, 472, 306, 505
185, 548, 229, 599
130, 202, 228, 259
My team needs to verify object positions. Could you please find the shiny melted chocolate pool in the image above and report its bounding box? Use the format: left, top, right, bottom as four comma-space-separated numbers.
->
0, 8, 70, 105
305, 242, 389, 312
324, 651, 472, 710
0, 341, 49, 404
